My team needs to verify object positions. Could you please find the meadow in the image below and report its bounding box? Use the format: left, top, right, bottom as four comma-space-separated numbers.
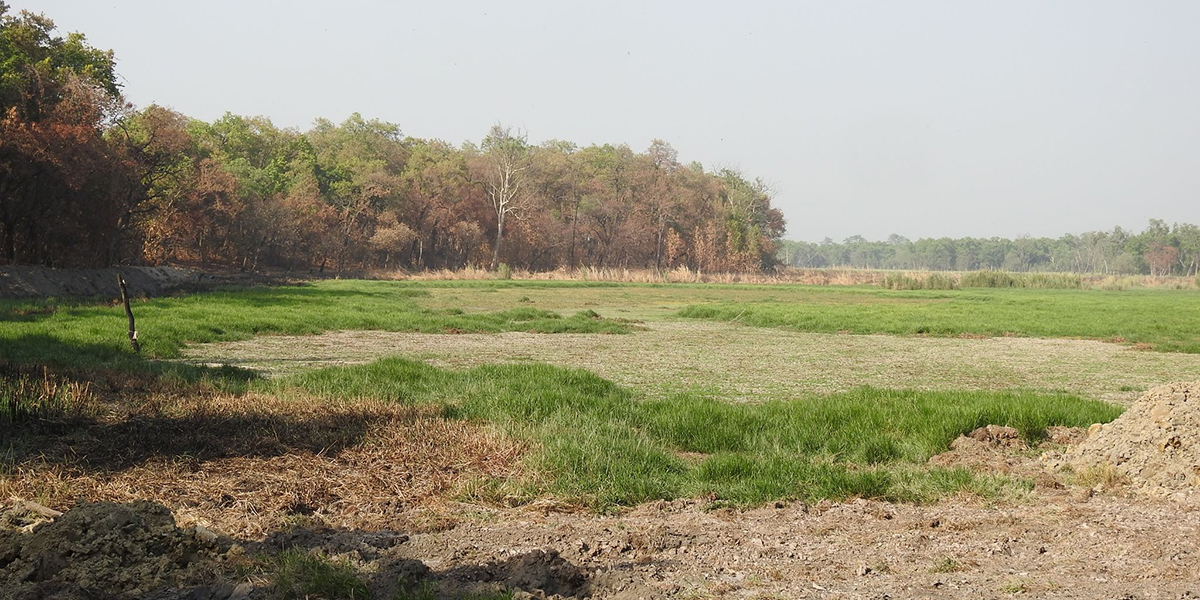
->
9, 276, 1200, 596
5, 278, 1183, 510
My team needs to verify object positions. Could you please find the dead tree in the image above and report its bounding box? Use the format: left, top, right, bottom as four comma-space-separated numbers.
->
117, 274, 140, 354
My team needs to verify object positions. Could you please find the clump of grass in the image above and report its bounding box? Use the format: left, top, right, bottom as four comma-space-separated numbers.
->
0, 370, 95, 427
881, 273, 957, 290
393, 579, 436, 600
1001, 578, 1031, 594
1073, 463, 1129, 489
394, 579, 513, 600
272, 548, 369, 600
273, 358, 1122, 508
960, 271, 1082, 289
496, 263, 512, 280
930, 557, 960, 573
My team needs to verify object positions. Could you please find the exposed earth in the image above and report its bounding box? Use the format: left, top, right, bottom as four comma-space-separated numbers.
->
3, 492, 1198, 599
6, 388, 1200, 599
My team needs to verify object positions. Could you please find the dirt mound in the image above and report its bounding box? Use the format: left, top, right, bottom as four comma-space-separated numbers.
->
0, 266, 201, 299
1063, 382, 1200, 496
927, 425, 1048, 482
0, 501, 231, 599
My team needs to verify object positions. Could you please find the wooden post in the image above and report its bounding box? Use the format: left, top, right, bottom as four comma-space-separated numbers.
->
117, 274, 140, 354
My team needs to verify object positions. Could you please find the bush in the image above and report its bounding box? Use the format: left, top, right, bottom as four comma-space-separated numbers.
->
496, 263, 512, 280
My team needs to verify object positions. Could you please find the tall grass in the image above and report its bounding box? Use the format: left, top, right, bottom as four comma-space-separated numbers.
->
272, 358, 1122, 507
881, 273, 957, 290
0, 370, 95, 428
960, 271, 1082, 289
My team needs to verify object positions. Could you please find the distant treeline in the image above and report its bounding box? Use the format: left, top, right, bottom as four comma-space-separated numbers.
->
0, 5, 784, 272
779, 221, 1200, 276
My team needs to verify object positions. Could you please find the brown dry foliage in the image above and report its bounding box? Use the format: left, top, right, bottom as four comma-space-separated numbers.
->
1, 393, 526, 538
378, 265, 890, 285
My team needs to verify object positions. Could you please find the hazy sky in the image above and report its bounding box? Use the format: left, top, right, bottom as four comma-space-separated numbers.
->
20, 1, 1199, 241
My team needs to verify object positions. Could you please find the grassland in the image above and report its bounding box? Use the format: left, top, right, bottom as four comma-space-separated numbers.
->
5, 278, 1190, 511
271, 358, 1120, 506
0, 280, 627, 370
677, 287, 1200, 353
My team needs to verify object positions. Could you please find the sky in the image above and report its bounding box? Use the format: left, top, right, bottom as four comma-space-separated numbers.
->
18, 1, 1200, 242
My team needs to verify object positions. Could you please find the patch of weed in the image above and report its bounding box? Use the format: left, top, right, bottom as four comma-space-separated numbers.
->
272, 548, 369, 600
930, 557, 960, 573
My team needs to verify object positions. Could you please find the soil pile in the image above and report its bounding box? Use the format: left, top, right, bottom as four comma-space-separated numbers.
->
1063, 381, 1200, 496
0, 501, 231, 599
0, 266, 203, 299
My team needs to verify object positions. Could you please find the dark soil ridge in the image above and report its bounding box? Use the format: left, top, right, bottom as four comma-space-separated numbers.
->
0, 266, 202, 299
0, 501, 595, 600
0, 266, 304, 300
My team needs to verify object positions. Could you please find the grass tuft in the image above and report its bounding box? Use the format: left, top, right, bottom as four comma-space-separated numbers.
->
272, 548, 369, 600
0, 369, 95, 427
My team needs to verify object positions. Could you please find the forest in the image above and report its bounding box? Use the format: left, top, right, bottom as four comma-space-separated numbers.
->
0, 5, 783, 273
4, 5, 1195, 278
780, 220, 1200, 276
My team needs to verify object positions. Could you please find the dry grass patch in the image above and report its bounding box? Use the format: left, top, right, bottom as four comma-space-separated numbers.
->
184, 322, 1200, 404
0, 393, 527, 538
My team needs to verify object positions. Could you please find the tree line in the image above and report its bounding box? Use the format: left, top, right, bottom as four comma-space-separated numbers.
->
780, 220, 1200, 276
0, 5, 785, 273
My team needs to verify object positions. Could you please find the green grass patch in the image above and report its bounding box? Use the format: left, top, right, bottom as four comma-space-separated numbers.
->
679, 287, 1200, 352
270, 358, 1122, 508
0, 280, 628, 370
271, 548, 369, 600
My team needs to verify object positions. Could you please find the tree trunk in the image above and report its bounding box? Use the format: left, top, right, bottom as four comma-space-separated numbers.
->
491, 213, 506, 270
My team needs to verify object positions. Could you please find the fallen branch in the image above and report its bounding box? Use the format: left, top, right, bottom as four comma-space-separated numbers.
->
12, 498, 63, 519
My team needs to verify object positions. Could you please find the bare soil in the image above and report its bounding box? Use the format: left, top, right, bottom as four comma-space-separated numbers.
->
1058, 382, 1200, 500
4, 491, 1198, 599
5, 420, 1200, 598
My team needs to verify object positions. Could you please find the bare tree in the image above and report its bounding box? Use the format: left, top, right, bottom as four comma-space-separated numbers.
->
482, 125, 529, 270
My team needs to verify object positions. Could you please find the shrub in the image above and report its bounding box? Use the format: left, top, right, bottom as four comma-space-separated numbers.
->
496, 263, 512, 280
